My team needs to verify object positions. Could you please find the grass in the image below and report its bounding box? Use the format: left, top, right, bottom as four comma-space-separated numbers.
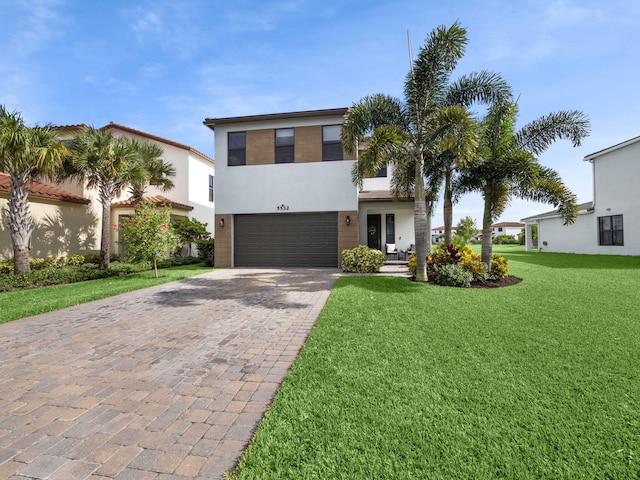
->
231, 247, 640, 479
0, 264, 212, 324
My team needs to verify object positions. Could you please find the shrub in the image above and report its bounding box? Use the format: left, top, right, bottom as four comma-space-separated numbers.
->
490, 255, 509, 278
460, 246, 490, 283
156, 256, 200, 268
341, 245, 385, 273
195, 238, 215, 266
0, 259, 13, 275
436, 263, 473, 288
493, 234, 519, 245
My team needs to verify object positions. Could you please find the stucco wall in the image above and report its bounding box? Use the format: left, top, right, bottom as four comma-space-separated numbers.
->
534, 139, 640, 255
1, 198, 99, 259
214, 114, 358, 215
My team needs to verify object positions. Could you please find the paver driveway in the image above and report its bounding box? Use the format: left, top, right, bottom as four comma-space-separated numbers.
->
0, 268, 339, 479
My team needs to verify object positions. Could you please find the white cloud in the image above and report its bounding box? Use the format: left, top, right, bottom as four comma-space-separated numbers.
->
11, 0, 70, 56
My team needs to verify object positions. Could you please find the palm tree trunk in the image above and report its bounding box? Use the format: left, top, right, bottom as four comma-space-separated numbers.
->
8, 173, 33, 274
99, 186, 114, 270
481, 197, 493, 264
414, 154, 428, 282
443, 170, 453, 245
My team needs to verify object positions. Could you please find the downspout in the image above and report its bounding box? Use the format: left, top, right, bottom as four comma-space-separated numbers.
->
586, 157, 596, 213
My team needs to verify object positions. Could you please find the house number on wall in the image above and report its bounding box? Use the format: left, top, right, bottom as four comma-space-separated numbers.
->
277, 204, 290, 211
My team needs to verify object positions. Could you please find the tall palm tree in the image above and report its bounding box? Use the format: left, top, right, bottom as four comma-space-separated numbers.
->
342, 22, 511, 281
128, 141, 175, 203
0, 105, 68, 274
69, 126, 143, 269
456, 101, 590, 263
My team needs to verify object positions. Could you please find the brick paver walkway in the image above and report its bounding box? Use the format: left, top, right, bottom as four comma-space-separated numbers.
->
0, 268, 339, 479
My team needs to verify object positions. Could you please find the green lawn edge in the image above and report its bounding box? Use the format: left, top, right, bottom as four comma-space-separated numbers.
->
0, 264, 214, 324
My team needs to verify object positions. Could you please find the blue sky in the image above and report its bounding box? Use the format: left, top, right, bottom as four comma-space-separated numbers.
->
2, 0, 638, 228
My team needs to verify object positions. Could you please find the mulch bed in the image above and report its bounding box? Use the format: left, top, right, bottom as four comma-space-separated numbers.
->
414, 275, 522, 288
470, 276, 521, 289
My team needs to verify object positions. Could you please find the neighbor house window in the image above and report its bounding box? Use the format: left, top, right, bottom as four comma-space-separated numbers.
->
386, 214, 395, 244
322, 125, 343, 161
208, 175, 214, 202
376, 164, 388, 177
275, 128, 294, 163
598, 214, 623, 246
228, 131, 246, 166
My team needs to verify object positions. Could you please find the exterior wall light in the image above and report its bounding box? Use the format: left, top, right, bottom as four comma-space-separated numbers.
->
219, 218, 225, 227
345, 215, 351, 225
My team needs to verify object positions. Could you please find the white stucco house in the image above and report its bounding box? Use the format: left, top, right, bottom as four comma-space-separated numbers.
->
521, 135, 640, 255
492, 222, 525, 240
1, 123, 215, 260
204, 108, 416, 268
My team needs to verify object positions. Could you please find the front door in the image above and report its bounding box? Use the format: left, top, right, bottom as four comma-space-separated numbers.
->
367, 214, 382, 250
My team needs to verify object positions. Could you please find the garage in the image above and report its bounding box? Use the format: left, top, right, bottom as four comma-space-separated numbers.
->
234, 212, 338, 267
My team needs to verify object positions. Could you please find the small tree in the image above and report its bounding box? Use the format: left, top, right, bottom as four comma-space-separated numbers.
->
453, 216, 478, 245
117, 201, 179, 277
171, 217, 209, 256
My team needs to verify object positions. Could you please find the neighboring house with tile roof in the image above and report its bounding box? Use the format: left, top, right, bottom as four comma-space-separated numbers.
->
491, 221, 525, 239
1, 123, 214, 260
521, 135, 640, 255
0, 173, 96, 259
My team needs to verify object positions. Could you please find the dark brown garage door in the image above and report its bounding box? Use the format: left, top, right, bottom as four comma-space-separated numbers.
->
234, 213, 338, 267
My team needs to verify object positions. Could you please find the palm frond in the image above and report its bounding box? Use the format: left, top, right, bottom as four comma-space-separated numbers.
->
444, 70, 513, 108
404, 21, 468, 123
341, 94, 407, 155
514, 110, 591, 155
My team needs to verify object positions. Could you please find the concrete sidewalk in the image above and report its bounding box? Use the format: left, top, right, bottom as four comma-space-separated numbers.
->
0, 268, 340, 479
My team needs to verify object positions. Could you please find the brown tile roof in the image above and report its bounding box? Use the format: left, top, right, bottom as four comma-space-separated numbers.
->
0, 173, 90, 204
492, 221, 525, 228
358, 190, 413, 202
111, 195, 194, 211
52, 123, 214, 165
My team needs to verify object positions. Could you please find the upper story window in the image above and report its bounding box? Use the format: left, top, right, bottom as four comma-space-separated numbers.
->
376, 165, 388, 177
598, 214, 623, 246
322, 125, 343, 161
275, 128, 294, 164
208, 175, 214, 202
228, 131, 246, 166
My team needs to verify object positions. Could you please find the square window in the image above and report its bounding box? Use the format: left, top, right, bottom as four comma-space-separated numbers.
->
598, 214, 623, 246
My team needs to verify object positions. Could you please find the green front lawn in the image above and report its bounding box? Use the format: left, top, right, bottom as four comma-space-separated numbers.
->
231, 248, 640, 479
0, 264, 212, 324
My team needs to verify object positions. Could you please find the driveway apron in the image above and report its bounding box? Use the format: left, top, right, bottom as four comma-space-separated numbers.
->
0, 268, 339, 480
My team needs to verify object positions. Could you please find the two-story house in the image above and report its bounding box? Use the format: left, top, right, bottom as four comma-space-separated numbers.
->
1, 123, 215, 259
521, 134, 640, 255
204, 108, 416, 268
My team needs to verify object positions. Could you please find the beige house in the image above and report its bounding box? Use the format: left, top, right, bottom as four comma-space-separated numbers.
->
1, 123, 215, 260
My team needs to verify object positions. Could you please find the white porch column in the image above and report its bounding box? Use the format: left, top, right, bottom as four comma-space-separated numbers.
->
525, 224, 533, 252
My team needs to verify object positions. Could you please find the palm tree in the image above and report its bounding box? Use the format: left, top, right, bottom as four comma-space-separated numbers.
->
0, 105, 68, 274
69, 126, 144, 269
342, 22, 511, 281
128, 141, 175, 203
456, 101, 590, 263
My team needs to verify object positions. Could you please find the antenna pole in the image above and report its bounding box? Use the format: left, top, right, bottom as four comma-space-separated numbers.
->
407, 29, 414, 73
